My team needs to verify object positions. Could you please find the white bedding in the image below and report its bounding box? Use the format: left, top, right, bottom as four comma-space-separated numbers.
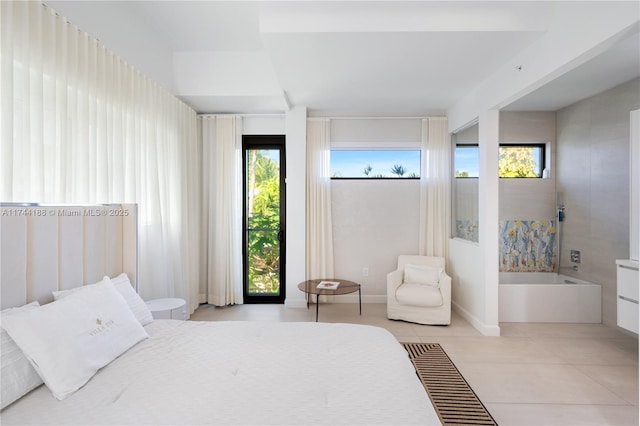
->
1, 320, 440, 425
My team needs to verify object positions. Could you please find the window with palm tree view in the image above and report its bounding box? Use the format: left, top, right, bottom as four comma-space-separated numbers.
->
330, 150, 420, 178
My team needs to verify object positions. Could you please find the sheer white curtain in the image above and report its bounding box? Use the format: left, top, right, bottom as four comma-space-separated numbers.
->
1, 2, 201, 313
199, 116, 243, 306
419, 117, 451, 257
306, 118, 334, 279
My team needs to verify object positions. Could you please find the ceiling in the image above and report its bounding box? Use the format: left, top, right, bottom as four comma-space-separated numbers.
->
45, 1, 639, 116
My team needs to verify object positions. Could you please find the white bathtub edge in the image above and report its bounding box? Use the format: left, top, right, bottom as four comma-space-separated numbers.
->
499, 282, 602, 323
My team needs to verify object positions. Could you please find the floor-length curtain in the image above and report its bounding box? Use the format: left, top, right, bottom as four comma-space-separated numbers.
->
306, 118, 334, 279
199, 115, 243, 306
1, 2, 201, 313
419, 117, 451, 257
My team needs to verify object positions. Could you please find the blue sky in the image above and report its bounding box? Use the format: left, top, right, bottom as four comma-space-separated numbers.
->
330, 148, 481, 178
330, 150, 421, 178
260, 147, 479, 178
454, 147, 479, 177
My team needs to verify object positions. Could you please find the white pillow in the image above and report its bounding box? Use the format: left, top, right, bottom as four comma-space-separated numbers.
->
108, 273, 154, 326
403, 264, 442, 286
2, 278, 148, 400
1, 302, 43, 409
52, 277, 103, 300
54, 273, 153, 326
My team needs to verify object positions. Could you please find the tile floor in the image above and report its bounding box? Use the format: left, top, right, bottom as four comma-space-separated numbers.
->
190, 302, 639, 426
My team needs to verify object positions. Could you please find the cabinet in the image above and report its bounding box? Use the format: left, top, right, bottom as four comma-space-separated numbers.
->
616, 259, 638, 334
145, 298, 187, 320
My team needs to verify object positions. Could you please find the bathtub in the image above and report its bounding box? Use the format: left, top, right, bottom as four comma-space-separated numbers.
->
499, 272, 602, 323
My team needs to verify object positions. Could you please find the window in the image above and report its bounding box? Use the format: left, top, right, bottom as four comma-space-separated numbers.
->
453, 144, 546, 178
454, 145, 479, 178
452, 122, 479, 242
499, 144, 545, 178
330, 150, 420, 179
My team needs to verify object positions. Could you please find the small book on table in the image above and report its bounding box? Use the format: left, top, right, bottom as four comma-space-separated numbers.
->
317, 281, 340, 290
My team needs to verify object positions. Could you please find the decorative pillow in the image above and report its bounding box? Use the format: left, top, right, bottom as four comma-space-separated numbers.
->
54, 273, 153, 326
2, 278, 148, 400
403, 264, 442, 286
1, 302, 43, 409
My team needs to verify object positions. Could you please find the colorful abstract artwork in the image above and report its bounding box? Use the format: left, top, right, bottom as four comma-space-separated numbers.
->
500, 219, 557, 272
455, 220, 479, 242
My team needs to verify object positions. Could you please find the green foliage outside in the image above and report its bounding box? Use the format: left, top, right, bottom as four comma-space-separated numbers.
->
455, 145, 541, 178
247, 150, 280, 295
358, 163, 415, 178
498, 146, 539, 177
391, 164, 406, 176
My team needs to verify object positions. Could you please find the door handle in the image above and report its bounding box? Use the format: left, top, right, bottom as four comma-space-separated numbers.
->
277, 230, 283, 242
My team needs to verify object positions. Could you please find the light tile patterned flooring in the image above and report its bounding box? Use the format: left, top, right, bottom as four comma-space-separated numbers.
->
191, 303, 639, 426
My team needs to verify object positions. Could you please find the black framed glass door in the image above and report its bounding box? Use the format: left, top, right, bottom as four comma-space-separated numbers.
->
242, 135, 286, 304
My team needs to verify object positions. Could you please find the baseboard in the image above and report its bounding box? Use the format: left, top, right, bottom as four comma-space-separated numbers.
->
452, 301, 501, 336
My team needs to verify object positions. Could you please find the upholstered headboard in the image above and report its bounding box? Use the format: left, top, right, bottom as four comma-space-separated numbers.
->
0, 204, 137, 310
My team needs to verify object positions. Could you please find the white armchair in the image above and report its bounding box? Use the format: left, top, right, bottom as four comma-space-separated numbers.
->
387, 255, 451, 325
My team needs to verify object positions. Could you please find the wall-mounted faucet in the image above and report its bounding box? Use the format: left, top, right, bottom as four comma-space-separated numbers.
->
570, 249, 581, 264
559, 265, 579, 272
558, 204, 565, 222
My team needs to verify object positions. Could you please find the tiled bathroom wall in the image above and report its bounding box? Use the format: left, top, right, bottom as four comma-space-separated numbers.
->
556, 77, 640, 326
500, 219, 557, 272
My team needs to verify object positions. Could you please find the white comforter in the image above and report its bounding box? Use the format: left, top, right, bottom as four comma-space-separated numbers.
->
1, 320, 440, 425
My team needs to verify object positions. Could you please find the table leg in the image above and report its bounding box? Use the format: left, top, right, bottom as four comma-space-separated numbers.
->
315, 295, 319, 322
358, 286, 362, 315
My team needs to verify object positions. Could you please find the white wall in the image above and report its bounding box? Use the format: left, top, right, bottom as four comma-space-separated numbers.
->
556, 78, 640, 327
332, 180, 420, 302
331, 119, 422, 148
243, 116, 286, 135
448, 111, 501, 337
449, 238, 484, 329
284, 107, 308, 308
477, 109, 500, 335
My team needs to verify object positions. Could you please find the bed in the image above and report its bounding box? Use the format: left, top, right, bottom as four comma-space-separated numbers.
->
0, 204, 440, 425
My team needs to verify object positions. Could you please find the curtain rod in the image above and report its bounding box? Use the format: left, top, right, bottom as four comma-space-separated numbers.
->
317, 116, 440, 120
197, 114, 445, 120
198, 113, 285, 118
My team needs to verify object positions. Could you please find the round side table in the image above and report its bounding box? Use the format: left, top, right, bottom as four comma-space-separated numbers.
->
145, 298, 187, 320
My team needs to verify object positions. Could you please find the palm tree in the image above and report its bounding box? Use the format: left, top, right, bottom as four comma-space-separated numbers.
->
391, 164, 406, 177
